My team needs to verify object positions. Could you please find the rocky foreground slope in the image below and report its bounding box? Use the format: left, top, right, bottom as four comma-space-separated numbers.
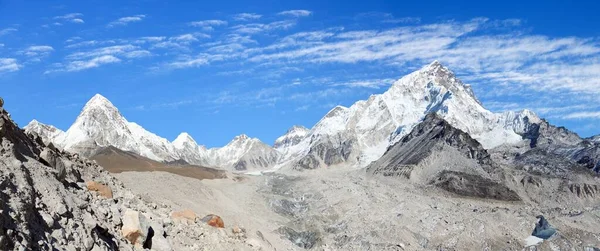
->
0, 101, 271, 250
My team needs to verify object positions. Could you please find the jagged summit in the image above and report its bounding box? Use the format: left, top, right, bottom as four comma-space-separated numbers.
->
234, 134, 250, 141
274, 125, 310, 149
24, 119, 66, 146
287, 125, 309, 134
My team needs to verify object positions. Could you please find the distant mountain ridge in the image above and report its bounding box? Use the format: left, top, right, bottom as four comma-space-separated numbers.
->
25, 95, 280, 171
27, 61, 561, 171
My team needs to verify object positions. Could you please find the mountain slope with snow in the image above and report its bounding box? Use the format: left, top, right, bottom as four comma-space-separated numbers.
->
24, 119, 65, 146
31, 95, 281, 171
55, 94, 178, 161
286, 61, 540, 170
205, 134, 281, 170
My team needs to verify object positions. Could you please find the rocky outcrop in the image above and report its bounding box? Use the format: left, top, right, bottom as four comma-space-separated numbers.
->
532, 216, 556, 240
367, 114, 519, 201
515, 119, 600, 174
568, 183, 599, 198
433, 170, 520, 201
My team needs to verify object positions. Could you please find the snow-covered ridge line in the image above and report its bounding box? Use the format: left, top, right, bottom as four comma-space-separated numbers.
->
25, 94, 280, 171
27, 60, 542, 171
277, 60, 541, 170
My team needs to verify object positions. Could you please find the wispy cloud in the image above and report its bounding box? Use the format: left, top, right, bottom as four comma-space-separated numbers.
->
277, 10, 312, 17
382, 17, 421, 24
0, 58, 21, 73
22, 45, 54, 57
189, 19, 228, 31
53, 13, 85, 24
231, 20, 296, 34
295, 105, 310, 111
0, 28, 17, 36
562, 111, 600, 119
47, 55, 121, 73
232, 13, 262, 21
107, 15, 146, 27
331, 78, 396, 89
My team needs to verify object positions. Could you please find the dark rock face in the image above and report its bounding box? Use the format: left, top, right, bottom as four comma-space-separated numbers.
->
432, 171, 520, 201
520, 119, 582, 148
517, 119, 600, 174
532, 216, 556, 240
294, 136, 355, 170
367, 113, 493, 176
568, 183, 599, 198
278, 226, 320, 249
367, 114, 519, 201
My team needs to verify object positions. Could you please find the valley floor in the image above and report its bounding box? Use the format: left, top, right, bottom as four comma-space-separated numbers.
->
115, 168, 600, 251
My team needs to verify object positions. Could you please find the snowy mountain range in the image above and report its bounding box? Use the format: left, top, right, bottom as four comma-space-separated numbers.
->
26, 61, 542, 171
25, 94, 280, 170
278, 61, 540, 169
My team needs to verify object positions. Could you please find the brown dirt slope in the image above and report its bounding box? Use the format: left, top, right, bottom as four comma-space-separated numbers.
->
90, 146, 226, 180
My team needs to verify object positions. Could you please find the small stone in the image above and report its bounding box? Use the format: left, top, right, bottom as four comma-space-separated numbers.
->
40, 212, 55, 228
121, 209, 149, 247
201, 214, 225, 228
171, 209, 197, 224
86, 181, 113, 199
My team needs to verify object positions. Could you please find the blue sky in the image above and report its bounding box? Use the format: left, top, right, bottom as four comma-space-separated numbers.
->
1, 0, 599, 147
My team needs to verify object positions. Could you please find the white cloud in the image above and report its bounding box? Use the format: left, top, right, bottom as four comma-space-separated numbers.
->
66, 55, 121, 71
277, 10, 312, 17
53, 13, 85, 24
189, 19, 228, 31
66, 45, 138, 60
231, 20, 296, 34
22, 45, 54, 58
172, 33, 209, 43
167, 55, 210, 69
382, 17, 421, 24
295, 105, 310, 111
232, 13, 262, 21
123, 50, 152, 58
331, 78, 396, 89
562, 111, 600, 119
65, 36, 82, 43
0, 28, 17, 36
108, 15, 146, 27
0, 58, 21, 73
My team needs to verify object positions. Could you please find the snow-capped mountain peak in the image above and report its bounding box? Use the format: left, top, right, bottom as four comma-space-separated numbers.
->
173, 132, 198, 149
286, 61, 540, 169
79, 94, 120, 118
274, 125, 309, 149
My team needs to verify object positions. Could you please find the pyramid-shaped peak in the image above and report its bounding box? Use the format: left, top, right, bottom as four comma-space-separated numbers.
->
173, 132, 198, 148
84, 94, 116, 109
27, 119, 41, 126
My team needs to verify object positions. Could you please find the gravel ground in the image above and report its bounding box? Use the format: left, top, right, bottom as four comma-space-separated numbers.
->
116, 166, 600, 251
